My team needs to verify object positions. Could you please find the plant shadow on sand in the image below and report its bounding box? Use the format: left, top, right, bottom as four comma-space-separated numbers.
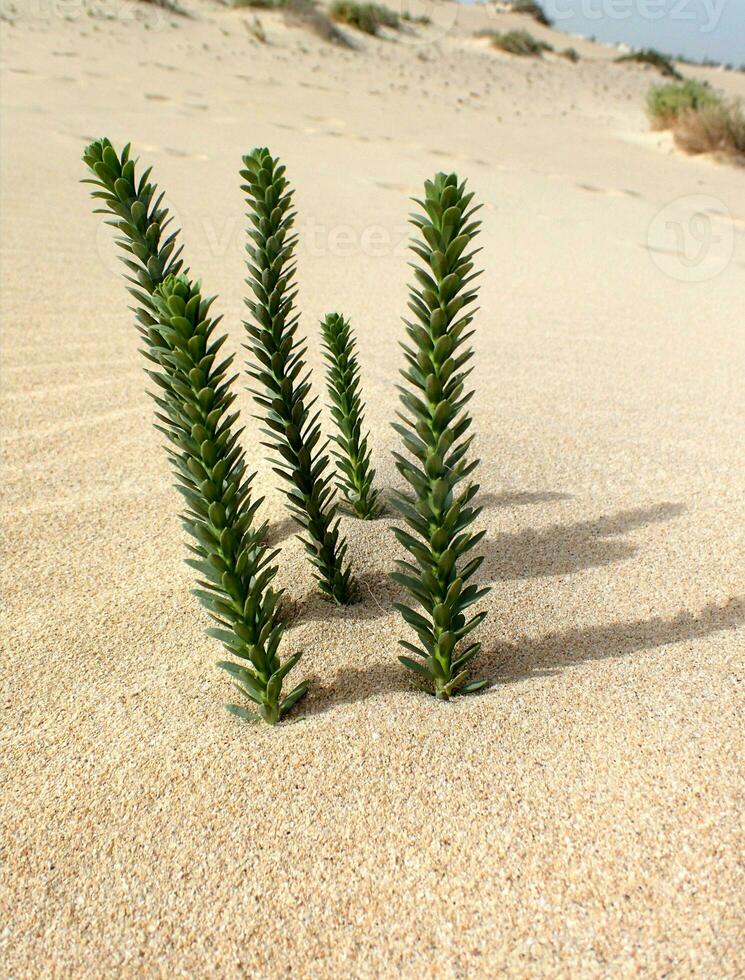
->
302, 595, 745, 714
479, 501, 685, 581
298, 496, 745, 715
266, 515, 298, 547
479, 597, 745, 686
300, 499, 686, 624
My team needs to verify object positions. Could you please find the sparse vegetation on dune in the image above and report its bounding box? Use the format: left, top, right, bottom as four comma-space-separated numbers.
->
509, 0, 552, 27
674, 100, 745, 163
647, 80, 745, 164
141, 0, 190, 16
647, 79, 745, 163
560, 46, 579, 63
477, 28, 553, 57
616, 48, 682, 79
284, 0, 352, 43
329, 0, 400, 35
245, 15, 267, 41
401, 10, 430, 25
647, 79, 717, 129
232, 0, 351, 45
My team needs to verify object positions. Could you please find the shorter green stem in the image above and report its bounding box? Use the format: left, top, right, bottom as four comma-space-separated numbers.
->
320, 312, 382, 520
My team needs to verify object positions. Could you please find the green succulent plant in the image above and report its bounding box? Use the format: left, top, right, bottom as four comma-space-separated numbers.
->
82, 138, 306, 724
320, 312, 382, 519
391, 172, 490, 700
241, 148, 356, 605
150, 275, 308, 724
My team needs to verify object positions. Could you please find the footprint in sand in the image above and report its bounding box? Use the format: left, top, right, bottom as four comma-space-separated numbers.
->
307, 116, 345, 128
373, 180, 416, 194
163, 147, 210, 160
134, 141, 208, 162
577, 183, 643, 199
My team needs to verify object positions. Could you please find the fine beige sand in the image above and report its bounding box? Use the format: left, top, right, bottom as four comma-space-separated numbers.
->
2, 1, 744, 975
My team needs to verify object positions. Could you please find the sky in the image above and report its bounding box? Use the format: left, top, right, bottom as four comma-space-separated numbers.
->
537, 0, 745, 65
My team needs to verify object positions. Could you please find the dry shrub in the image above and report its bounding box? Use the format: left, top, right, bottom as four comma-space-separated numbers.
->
674, 101, 745, 163
510, 0, 552, 27
477, 28, 552, 57
617, 48, 681, 79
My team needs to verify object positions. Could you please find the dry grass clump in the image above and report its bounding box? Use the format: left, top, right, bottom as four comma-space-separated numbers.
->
560, 46, 579, 63
674, 101, 745, 162
329, 0, 400, 35
616, 48, 682, 79
647, 80, 745, 164
232, 0, 351, 44
510, 0, 552, 26
140, 0, 190, 14
478, 28, 552, 57
284, 0, 351, 43
245, 14, 267, 41
401, 10, 430, 25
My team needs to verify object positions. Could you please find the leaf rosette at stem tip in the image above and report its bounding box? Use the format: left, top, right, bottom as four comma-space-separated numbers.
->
149, 273, 309, 725
240, 147, 356, 605
390, 171, 491, 700
81, 138, 184, 330
320, 312, 382, 520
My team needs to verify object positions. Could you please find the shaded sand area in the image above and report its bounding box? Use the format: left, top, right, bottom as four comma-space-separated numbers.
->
1, 1, 744, 974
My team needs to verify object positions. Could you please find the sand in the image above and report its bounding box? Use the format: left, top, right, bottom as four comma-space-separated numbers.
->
1, 0, 744, 975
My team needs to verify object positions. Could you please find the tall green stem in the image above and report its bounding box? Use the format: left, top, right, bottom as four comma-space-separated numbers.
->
241, 148, 355, 605
391, 172, 490, 699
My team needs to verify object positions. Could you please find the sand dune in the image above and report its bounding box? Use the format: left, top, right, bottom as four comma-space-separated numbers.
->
1, 1, 744, 975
